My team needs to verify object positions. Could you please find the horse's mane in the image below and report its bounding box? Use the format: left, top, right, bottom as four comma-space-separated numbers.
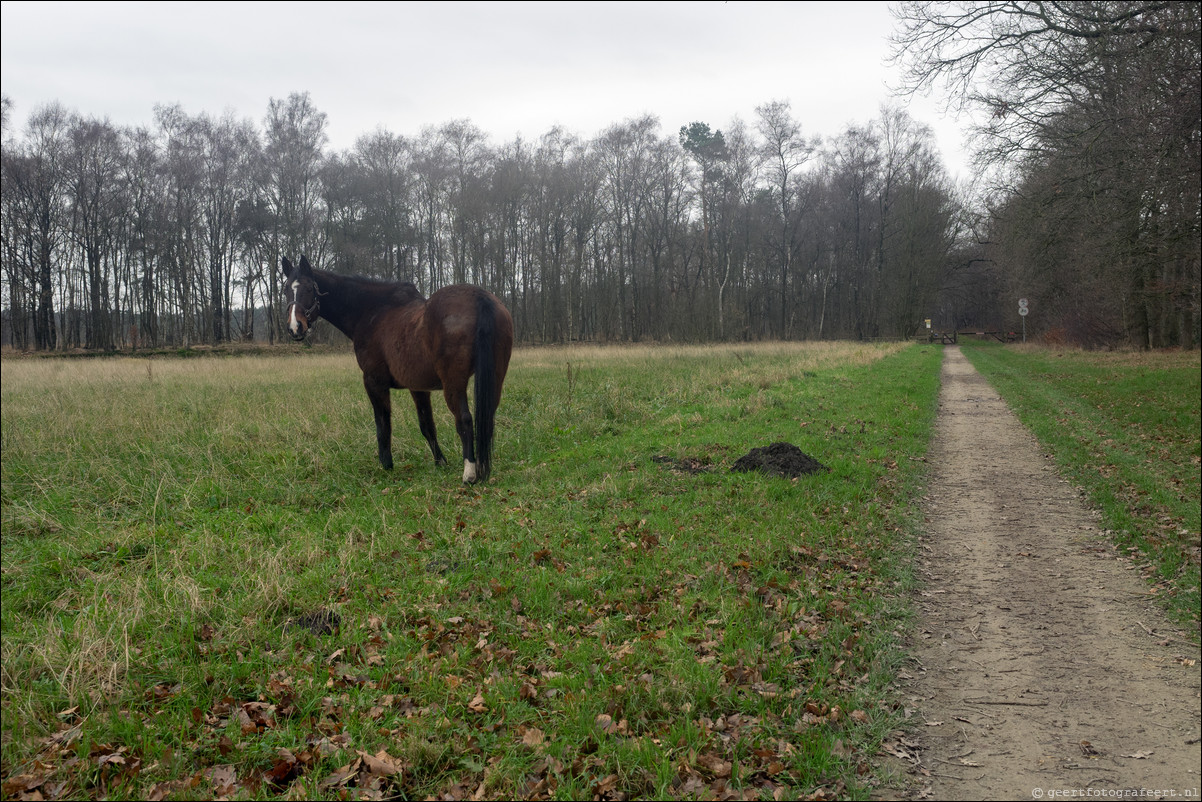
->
320, 269, 425, 306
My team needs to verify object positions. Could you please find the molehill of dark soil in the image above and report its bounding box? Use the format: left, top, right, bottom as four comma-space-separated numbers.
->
731, 442, 829, 478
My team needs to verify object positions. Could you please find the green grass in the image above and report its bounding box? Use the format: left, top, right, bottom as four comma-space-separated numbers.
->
6, 341, 1198, 799
2, 342, 941, 800
961, 342, 1201, 629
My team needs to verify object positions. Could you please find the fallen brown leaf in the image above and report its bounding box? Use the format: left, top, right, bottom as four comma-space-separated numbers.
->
204, 765, 237, 796
521, 726, 546, 748
696, 753, 732, 778
318, 758, 361, 790
146, 775, 200, 802
358, 749, 404, 776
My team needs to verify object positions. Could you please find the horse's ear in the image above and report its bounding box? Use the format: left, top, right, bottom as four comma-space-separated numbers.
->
298, 255, 313, 275
281, 256, 293, 277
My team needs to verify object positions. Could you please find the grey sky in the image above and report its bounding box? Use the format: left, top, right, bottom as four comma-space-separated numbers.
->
1, 0, 970, 177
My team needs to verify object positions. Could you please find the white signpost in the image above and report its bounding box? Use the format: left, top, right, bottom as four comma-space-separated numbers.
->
1018, 298, 1028, 342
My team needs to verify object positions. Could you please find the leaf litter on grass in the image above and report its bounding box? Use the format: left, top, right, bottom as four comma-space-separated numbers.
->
1, 342, 938, 800
5, 536, 892, 800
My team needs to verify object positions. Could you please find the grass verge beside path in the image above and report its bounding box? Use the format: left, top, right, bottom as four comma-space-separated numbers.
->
2, 342, 942, 800
960, 342, 1201, 631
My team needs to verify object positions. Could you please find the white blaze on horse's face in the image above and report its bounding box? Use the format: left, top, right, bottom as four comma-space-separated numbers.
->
288, 280, 305, 338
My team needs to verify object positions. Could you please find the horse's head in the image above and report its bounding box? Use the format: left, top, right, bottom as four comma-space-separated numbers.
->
281, 255, 320, 341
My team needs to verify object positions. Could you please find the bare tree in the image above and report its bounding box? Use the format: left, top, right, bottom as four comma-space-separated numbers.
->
892, 1, 1200, 346
596, 116, 661, 340
876, 107, 957, 338
17, 104, 72, 349
121, 126, 164, 348
756, 101, 817, 336
439, 119, 491, 286
263, 92, 329, 261
195, 112, 257, 344
351, 129, 415, 279
892, 2, 1180, 168
65, 115, 125, 349
639, 136, 691, 340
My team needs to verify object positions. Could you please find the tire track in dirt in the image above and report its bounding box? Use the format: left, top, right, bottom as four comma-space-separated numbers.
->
885, 346, 1201, 800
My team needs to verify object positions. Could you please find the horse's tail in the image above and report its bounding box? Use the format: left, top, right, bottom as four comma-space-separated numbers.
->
473, 293, 499, 482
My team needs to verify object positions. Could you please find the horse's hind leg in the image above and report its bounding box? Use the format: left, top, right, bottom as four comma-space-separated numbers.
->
444, 387, 477, 483
364, 377, 394, 470
410, 391, 447, 466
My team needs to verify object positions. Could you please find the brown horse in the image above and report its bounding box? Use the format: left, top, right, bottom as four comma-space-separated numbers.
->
281, 256, 513, 483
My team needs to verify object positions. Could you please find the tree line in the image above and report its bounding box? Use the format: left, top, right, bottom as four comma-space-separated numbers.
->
1, 91, 960, 350
3, 1, 1197, 352
894, 0, 1200, 348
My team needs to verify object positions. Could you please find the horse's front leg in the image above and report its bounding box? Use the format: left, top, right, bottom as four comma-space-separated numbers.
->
410, 390, 447, 466
444, 388, 477, 483
364, 377, 393, 470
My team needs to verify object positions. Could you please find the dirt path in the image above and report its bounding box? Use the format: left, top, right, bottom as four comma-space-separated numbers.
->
884, 346, 1201, 800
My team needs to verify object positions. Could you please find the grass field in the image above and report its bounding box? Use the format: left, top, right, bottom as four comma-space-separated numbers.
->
3, 341, 1197, 801
2, 341, 940, 800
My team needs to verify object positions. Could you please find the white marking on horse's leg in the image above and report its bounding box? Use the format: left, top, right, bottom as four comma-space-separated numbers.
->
463, 460, 477, 484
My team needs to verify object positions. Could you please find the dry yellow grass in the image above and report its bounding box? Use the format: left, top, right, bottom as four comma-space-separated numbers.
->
511, 340, 908, 371
2, 341, 909, 393
1005, 342, 1201, 370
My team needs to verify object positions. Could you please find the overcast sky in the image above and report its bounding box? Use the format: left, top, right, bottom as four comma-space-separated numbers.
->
1, 0, 971, 179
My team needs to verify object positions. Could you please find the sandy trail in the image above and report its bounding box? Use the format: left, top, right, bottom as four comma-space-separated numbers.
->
884, 346, 1201, 800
